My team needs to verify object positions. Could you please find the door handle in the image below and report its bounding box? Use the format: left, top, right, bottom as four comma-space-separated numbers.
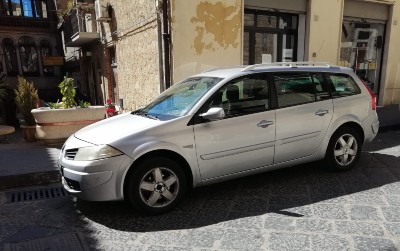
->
315, 109, 329, 116
257, 120, 274, 128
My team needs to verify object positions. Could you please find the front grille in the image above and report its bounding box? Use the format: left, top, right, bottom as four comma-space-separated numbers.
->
65, 148, 79, 160
65, 177, 81, 191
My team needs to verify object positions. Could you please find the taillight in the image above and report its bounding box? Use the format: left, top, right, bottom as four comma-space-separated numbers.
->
361, 80, 376, 110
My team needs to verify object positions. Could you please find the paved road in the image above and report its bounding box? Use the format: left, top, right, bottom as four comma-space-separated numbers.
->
1, 130, 400, 250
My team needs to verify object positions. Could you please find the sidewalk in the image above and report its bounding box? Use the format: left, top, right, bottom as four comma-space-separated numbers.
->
0, 130, 62, 190
377, 104, 400, 130
0, 105, 399, 190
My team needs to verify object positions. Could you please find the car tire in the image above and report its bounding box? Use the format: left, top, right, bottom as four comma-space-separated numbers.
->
126, 157, 187, 215
325, 127, 362, 172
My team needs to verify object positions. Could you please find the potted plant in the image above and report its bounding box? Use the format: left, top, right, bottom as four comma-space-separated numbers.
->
31, 76, 105, 145
105, 99, 118, 117
14, 76, 39, 142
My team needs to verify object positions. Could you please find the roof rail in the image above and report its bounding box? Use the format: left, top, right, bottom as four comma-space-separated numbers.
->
202, 65, 248, 73
241, 62, 333, 72
202, 67, 220, 73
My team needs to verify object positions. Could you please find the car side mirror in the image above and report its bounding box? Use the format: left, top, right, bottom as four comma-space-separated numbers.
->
199, 107, 225, 121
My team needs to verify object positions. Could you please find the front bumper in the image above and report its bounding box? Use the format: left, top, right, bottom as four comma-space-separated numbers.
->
58, 136, 133, 201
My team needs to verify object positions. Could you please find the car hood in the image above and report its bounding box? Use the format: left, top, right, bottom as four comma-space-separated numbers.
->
74, 113, 164, 145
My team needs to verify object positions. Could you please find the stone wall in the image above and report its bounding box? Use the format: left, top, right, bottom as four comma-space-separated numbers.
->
102, 0, 160, 111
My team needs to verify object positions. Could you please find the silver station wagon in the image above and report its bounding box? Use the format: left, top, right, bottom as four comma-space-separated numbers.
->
58, 62, 379, 214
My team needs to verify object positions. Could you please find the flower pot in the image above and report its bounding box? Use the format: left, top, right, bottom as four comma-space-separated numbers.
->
31, 106, 105, 145
20, 125, 37, 142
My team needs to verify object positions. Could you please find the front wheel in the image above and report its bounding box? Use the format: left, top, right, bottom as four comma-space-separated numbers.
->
126, 157, 187, 215
325, 127, 362, 171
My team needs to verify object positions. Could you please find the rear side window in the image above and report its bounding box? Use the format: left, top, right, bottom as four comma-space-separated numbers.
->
326, 73, 361, 97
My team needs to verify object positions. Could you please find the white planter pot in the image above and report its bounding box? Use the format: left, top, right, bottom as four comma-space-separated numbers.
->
31, 106, 105, 144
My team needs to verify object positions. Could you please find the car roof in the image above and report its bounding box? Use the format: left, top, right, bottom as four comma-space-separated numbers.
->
194, 62, 354, 79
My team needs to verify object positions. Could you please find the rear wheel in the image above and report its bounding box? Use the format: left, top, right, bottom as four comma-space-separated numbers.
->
126, 157, 187, 215
325, 127, 362, 171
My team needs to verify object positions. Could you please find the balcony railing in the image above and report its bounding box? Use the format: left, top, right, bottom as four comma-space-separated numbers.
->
63, 8, 99, 47
0, 16, 50, 29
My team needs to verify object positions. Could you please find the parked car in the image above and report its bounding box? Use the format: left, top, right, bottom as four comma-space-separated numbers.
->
58, 62, 379, 215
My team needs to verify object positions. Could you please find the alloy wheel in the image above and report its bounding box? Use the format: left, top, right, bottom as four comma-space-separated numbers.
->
138, 167, 180, 208
333, 133, 358, 166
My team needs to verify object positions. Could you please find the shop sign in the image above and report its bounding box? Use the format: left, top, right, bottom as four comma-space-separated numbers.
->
42, 56, 64, 66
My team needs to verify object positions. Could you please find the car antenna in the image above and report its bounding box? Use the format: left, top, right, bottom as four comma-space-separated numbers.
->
313, 40, 325, 63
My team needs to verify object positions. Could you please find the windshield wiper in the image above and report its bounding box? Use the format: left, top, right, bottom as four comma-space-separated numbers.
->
133, 110, 159, 120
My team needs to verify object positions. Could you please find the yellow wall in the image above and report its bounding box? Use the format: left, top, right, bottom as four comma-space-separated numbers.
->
381, 2, 400, 105
170, 0, 399, 105
307, 0, 343, 63
171, 0, 242, 83
297, 0, 400, 105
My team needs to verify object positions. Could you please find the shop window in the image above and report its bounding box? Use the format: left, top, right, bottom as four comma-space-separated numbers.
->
19, 36, 39, 76
244, 9, 298, 64
257, 14, 277, 28
2, 38, 18, 76
340, 20, 385, 93
243, 32, 250, 65
244, 13, 254, 27
40, 39, 53, 76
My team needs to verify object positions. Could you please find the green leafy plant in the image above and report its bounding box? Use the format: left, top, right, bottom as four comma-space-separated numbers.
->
79, 100, 90, 108
0, 72, 7, 104
59, 76, 76, 109
14, 76, 39, 126
47, 100, 62, 109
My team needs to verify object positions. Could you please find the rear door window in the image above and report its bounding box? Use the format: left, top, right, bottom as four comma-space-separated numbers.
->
274, 72, 329, 108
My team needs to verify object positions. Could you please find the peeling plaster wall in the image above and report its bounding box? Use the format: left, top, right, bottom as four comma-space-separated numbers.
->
171, 0, 242, 83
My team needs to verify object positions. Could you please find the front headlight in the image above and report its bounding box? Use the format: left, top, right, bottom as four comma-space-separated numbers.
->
74, 145, 123, 161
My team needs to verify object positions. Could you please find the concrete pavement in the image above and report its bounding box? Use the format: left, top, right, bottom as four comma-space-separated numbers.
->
0, 128, 399, 250
0, 105, 399, 250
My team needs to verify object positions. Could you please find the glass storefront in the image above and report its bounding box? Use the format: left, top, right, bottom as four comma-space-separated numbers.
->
340, 20, 385, 94
244, 10, 298, 65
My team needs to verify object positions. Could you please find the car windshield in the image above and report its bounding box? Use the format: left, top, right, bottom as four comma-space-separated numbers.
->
134, 76, 223, 120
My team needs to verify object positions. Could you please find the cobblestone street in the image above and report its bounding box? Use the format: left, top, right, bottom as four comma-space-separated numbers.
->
1, 129, 400, 250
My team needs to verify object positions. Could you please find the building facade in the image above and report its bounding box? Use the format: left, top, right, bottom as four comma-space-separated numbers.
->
64, 0, 400, 112
0, 0, 63, 125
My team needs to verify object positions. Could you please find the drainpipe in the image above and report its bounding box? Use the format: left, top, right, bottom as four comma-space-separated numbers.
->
156, 0, 165, 92
162, 0, 171, 89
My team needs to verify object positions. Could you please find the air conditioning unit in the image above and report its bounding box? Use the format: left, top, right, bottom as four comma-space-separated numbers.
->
95, 0, 111, 22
